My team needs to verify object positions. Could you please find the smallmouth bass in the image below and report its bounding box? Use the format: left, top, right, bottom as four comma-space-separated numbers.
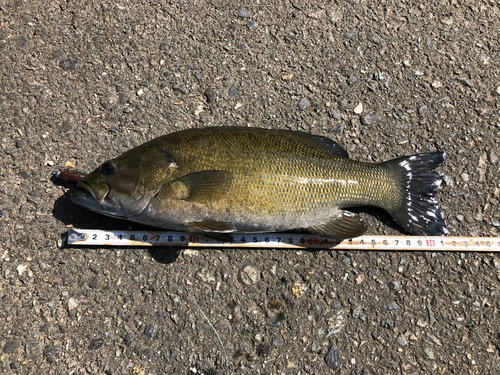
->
71, 127, 447, 240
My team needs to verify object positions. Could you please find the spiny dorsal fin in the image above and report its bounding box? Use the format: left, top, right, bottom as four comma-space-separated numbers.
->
290, 131, 349, 158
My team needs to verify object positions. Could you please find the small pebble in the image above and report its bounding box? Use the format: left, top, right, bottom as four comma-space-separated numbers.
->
3, 340, 20, 354
460, 173, 469, 182
456, 214, 464, 222
347, 76, 358, 85
390, 281, 401, 291
378, 72, 390, 88
346, 29, 357, 39
417, 319, 428, 328
238, 9, 250, 18
247, 21, 258, 30
397, 333, 409, 347
432, 80, 442, 89
443, 175, 454, 187
144, 325, 155, 337
298, 98, 309, 111
368, 33, 385, 46
352, 306, 361, 319
427, 305, 435, 325
172, 86, 186, 94
16, 264, 28, 276
89, 338, 104, 350
324, 345, 340, 369
353, 102, 363, 114
492, 220, 500, 227
204, 88, 216, 103
424, 347, 435, 360
281, 276, 291, 285
360, 112, 381, 125
331, 109, 341, 120
228, 84, 238, 96
170, 314, 179, 324
59, 59, 77, 71
384, 301, 400, 311
493, 258, 500, 270
240, 265, 260, 285
292, 283, 303, 298
272, 337, 282, 347
457, 76, 472, 87
67, 297, 79, 310
488, 151, 498, 165
371, 330, 381, 340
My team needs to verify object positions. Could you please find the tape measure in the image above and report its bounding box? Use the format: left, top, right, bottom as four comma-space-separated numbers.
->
66, 228, 500, 252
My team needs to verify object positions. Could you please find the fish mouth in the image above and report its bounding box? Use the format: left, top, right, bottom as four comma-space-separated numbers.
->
72, 181, 110, 202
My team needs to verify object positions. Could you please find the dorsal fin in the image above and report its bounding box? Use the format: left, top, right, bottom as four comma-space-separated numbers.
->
290, 131, 349, 158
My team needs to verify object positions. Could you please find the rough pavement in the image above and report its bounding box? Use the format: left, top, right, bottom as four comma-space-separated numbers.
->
1, 1, 500, 374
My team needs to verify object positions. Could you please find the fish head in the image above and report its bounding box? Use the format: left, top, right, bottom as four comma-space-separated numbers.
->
71, 147, 178, 219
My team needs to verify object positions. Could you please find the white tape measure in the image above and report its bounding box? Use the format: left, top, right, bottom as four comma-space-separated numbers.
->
66, 228, 500, 252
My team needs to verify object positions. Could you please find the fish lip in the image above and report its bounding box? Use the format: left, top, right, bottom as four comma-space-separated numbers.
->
75, 181, 109, 202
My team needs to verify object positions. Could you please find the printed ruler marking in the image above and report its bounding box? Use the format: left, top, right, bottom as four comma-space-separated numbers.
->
66, 228, 500, 252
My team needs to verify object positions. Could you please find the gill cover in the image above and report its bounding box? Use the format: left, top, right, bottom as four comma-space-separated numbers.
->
71, 147, 178, 218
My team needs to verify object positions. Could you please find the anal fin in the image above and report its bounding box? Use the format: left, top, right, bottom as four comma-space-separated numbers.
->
186, 221, 236, 242
306, 212, 366, 240
187, 221, 237, 233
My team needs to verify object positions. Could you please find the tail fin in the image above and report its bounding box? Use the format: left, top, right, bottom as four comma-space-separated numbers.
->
386, 152, 447, 236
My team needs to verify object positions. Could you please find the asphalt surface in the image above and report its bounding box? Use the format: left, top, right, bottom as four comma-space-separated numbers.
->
1, 1, 500, 374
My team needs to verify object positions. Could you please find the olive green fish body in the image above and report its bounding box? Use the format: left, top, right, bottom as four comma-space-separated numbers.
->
71, 127, 447, 240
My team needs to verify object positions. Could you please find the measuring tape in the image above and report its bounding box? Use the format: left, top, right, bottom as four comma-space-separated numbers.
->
66, 228, 500, 252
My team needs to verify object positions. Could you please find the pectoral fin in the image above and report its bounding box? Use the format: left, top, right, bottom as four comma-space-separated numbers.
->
306, 212, 366, 240
172, 170, 233, 202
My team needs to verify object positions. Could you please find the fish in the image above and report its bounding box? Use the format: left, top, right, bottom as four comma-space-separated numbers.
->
71, 126, 447, 240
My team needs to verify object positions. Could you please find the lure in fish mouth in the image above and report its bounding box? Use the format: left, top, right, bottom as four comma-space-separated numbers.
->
71, 127, 447, 240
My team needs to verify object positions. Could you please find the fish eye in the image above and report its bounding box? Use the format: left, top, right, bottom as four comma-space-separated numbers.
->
101, 163, 115, 175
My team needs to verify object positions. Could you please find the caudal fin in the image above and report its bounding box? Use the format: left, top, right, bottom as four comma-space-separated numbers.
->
386, 152, 447, 236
